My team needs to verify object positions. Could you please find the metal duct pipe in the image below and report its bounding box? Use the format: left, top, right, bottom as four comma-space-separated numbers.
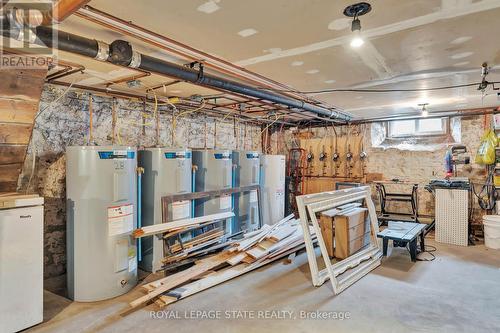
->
1, 20, 351, 122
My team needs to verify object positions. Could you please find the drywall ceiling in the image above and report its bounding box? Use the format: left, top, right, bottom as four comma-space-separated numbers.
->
57, 0, 500, 119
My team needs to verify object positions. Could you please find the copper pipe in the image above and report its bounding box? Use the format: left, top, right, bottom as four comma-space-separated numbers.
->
76, 6, 342, 110
105, 71, 151, 87
53, 0, 91, 22
47, 80, 292, 126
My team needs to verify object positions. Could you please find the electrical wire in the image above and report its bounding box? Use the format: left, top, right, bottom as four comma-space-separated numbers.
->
405, 243, 437, 261
472, 165, 498, 210
25, 144, 36, 195
117, 84, 159, 145
35, 79, 77, 121
172, 99, 206, 146
257, 81, 500, 95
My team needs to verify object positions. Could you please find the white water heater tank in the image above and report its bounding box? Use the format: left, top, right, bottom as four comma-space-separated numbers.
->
138, 148, 192, 272
66, 146, 138, 302
260, 154, 286, 225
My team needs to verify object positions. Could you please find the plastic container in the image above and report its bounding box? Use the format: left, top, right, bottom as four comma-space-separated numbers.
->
483, 215, 500, 250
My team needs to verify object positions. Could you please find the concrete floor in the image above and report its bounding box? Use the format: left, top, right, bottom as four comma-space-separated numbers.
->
28, 238, 500, 333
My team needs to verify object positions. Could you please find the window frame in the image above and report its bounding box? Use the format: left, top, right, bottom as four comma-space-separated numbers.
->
387, 117, 449, 138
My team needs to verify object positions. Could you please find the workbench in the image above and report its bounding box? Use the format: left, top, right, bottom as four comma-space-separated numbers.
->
377, 222, 427, 262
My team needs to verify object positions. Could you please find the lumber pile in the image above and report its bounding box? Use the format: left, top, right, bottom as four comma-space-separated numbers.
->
132, 212, 234, 238
125, 215, 316, 312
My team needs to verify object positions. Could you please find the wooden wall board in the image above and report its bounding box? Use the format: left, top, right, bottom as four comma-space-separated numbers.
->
0, 145, 27, 164
0, 66, 47, 192
0, 69, 47, 100
304, 177, 336, 194
0, 98, 39, 124
0, 182, 17, 192
300, 135, 365, 179
0, 123, 32, 144
0, 163, 23, 182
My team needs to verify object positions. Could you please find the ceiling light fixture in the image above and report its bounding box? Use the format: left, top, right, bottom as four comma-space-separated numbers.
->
343, 2, 372, 48
419, 103, 429, 117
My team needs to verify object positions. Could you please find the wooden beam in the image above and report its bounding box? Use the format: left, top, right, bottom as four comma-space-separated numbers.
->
53, 0, 91, 22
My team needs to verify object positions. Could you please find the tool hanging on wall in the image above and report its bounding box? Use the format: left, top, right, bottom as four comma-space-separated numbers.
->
345, 126, 352, 177
319, 145, 327, 176
332, 131, 340, 176
307, 146, 314, 175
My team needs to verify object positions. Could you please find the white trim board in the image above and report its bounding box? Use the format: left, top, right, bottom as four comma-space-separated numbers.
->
296, 186, 381, 294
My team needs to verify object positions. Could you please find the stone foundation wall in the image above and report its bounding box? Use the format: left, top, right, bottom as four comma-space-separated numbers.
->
18, 84, 262, 289
269, 116, 489, 223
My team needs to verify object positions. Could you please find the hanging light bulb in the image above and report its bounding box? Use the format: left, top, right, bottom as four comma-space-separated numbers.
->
344, 3, 371, 49
350, 30, 364, 48
419, 103, 429, 117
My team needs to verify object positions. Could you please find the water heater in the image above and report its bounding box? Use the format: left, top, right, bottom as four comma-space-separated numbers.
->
192, 149, 233, 234
260, 154, 286, 225
66, 146, 137, 302
138, 148, 192, 272
232, 150, 260, 233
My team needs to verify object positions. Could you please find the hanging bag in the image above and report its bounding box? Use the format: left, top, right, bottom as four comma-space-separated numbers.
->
475, 129, 497, 165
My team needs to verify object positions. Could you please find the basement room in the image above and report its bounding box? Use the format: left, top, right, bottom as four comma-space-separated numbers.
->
1, 0, 499, 332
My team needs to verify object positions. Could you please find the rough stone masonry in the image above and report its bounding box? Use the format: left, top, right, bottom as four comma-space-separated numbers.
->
17, 84, 262, 292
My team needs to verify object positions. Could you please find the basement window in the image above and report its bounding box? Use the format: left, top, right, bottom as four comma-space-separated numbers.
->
371, 117, 460, 151
387, 118, 448, 138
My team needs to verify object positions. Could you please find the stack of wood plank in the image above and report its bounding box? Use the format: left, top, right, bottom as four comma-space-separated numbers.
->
125, 214, 316, 312
133, 212, 234, 265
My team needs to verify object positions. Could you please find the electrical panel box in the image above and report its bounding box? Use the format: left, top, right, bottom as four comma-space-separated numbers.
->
260, 154, 286, 225
138, 148, 192, 272
192, 149, 233, 234
232, 150, 260, 233
66, 146, 137, 302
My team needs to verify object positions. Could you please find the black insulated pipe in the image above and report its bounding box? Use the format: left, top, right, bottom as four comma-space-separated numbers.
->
35, 26, 99, 58
0, 20, 351, 122
138, 54, 349, 121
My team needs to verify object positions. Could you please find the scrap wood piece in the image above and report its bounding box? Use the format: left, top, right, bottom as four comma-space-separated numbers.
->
226, 252, 248, 266
169, 229, 224, 252
256, 239, 275, 250
233, 224, 272, 251
235, 214, 295, 252
267, 224, 297, 242
133, 212, 234, 238
284, 252, 296, 265
129, 251, 234, 310
154, 242, 306, 309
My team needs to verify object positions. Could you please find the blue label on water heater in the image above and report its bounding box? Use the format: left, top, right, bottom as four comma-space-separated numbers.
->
165, 152, 192, 159
246, 153, 259, 159
214, 152, 232, 160
98, 151, 135, 159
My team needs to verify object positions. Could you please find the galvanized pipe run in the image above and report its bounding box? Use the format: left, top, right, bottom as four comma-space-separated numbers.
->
1, 20, 351, 123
